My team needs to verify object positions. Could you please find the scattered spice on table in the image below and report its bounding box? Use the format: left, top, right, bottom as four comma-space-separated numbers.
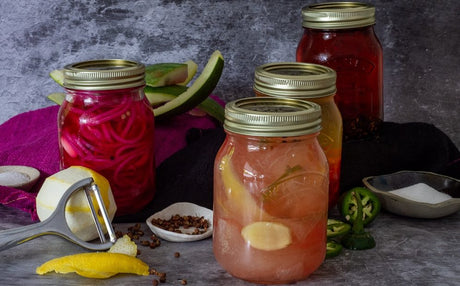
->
150, 268, 167, 283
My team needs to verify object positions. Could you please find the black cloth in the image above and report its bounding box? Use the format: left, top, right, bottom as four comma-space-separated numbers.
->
115, 122, 460, 223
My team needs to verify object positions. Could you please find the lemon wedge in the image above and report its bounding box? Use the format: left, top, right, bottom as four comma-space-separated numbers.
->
36, 252, 149, 279
241, 221, 292, 251
35, 166, 117, 241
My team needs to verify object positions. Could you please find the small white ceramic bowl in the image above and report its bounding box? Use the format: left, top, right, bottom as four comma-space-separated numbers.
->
146, 202, 213, 242
0, 165, 40, 191
363, 171, 460, 219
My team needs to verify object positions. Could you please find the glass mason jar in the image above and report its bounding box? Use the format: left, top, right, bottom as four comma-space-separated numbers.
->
59, 59, 156, 216
213, 97, 329, 284
296, 2, 383, 141
254, 62, 342, 208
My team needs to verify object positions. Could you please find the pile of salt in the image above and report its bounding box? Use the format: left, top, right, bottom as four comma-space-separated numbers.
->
389, 183, 452, 204
0, 171, 30, 187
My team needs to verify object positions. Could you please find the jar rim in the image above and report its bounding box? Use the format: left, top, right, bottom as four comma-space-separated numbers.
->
301, 2, 376, 29
224, 97, 322, 137
254, 62, 336, 99
63, 59, 145, 91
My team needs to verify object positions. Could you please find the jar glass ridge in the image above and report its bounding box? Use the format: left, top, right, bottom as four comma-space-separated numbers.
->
213, 97, 329, 284
297, 2, 383, 141
254, 62, 342, 208
58, 59, 156, 216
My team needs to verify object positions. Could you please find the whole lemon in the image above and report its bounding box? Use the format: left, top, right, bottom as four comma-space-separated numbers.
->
36, 166, 117, 241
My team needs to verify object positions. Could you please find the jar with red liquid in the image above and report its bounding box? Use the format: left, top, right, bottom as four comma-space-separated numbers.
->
254, 62, 342, 208
59, 59, 155, 215
297, 2, 383, 141
213, 97, 329, 284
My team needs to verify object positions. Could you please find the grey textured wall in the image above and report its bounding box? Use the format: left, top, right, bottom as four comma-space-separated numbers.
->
1, 0, 459, 147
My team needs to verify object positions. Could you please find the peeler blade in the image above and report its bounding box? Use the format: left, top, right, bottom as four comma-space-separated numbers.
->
84, 182, 117, 244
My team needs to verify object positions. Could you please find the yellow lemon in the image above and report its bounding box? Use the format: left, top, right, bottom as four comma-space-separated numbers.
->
241, 221, 292, 251
36, 166, 117, 241
219, 147, 269, 220
108, 234, 138, 257
36, 252, 149, 279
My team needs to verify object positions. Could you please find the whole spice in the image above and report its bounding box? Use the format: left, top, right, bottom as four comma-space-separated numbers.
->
150, 268, 166, 283
150, 214, 210, 235
114, 224, 161, 253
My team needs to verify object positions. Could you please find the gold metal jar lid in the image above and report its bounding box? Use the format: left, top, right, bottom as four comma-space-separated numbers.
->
302, 2, 376, 29
224, 97, 322, 137
63, 59, 145, 90
254, 62, 336, 99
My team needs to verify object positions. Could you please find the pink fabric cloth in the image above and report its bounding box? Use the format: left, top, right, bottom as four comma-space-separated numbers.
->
0, 103, 220, 221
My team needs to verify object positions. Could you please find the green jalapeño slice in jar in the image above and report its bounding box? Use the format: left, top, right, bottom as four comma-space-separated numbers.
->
340, 187, 381, 226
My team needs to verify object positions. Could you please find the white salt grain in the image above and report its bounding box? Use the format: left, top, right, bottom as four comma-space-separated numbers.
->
389, 182, 452, 204
0, 171, 30, 186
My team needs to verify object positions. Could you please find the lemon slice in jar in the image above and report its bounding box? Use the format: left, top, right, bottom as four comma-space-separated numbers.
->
218, 147, 270, 220
241, 221, 292, 251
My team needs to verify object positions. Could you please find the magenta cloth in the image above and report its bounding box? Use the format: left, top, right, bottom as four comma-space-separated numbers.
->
0, 104, 219, 221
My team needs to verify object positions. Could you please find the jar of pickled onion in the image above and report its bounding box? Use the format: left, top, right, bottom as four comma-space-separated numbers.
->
59, 59, 155, 216
254, 62, 342, 208
296, 2, 383, 141
213, 97, 329, 284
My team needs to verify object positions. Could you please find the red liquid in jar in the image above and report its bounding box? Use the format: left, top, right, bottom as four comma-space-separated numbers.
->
59, 88, 155, 215
297, 26, 383, 140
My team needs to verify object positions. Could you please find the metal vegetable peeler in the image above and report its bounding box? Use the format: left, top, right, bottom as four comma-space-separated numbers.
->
0, 177, 117, 251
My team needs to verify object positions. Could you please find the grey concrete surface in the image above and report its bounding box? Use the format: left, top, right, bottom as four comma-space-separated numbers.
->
0, 0, 459, 148
1, 204, 460, 285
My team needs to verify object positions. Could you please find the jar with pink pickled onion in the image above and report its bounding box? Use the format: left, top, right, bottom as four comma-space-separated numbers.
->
59, 59, 155, 215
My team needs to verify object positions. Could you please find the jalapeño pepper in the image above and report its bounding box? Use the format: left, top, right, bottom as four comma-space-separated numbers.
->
326, 219, 350, 258
326, 240, 343, 258
342, 190, 376, 250
340, 187, 381, 226
327, 219, 351, 239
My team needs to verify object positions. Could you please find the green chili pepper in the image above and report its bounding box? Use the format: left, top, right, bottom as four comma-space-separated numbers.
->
339, 187, 381, 226
262, 165, 305, 200
327, 219, 351, 239
326, 240, 343, 258
341, 190, 376, 250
